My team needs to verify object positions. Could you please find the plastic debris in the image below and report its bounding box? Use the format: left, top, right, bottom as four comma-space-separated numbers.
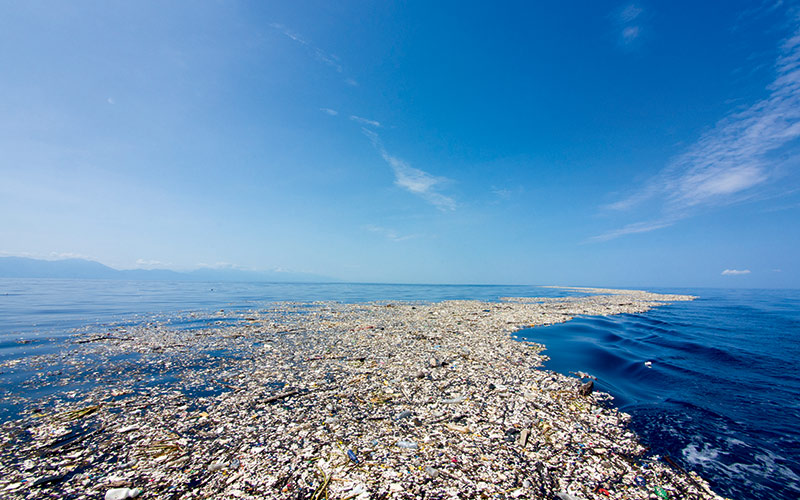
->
105, 487, 142, 500
395, 410, 413, 420
208, 461, 226, 472
441, 395, 466, 404
0, 288, 727, 499
396, 439, 419, 450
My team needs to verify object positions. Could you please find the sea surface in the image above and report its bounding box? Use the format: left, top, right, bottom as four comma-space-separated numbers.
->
517, 288, 800, 500
1, 279, 798, 499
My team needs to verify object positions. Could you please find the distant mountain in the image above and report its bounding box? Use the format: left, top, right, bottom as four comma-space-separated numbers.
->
0, 257, 122, 279
0, 257, 335, 283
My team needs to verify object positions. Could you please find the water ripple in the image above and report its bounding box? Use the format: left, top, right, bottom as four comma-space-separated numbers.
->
518, 288, 800, 500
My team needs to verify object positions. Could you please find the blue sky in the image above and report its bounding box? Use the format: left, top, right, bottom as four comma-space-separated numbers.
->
1, 1, 799, 287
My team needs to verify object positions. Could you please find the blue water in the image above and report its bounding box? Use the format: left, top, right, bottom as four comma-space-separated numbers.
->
517, 288, 800, 500
0, 278, 580, 367
1, 280, 798, 499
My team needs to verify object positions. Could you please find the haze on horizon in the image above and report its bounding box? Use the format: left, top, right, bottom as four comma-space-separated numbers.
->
1, 1, 799, 288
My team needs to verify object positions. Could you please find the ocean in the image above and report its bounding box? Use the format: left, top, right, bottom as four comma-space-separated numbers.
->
0, 279, 797, 499
517, 288, 800, 500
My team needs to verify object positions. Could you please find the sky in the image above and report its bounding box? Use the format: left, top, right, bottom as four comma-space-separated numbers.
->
1, 0, 799, 288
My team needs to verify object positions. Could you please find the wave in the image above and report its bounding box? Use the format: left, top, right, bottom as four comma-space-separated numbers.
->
518, 291, 800, 500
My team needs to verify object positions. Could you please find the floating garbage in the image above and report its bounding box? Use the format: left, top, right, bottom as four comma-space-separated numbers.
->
105, 487, 142, 500
655, 485, 671, 499
396, 439, 419, 450
424, 465, 439, 479
0, 289, 725, 499
395, 410, 413, 420
441, 395, 466, 404
208, 461, 226, 472
58, 405, 99, 422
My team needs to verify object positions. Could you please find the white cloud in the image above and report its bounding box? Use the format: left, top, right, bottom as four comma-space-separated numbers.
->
659, 59, 800, 209
313, 49, 343, 73
620, 4, 643, 22
722, 269, 751, 275
107, 97, 115, 105
272, 24, 363, 94
362, 128, 456, 211
491, 186, 512, 199
597, 17, 800, 241
364, 224, 419, 242
350, 115, 381, 127
197, 261, 246, 270
320, 107, 338, 116
587, 219, 676, 243
135, 258, 169, 268
49, 251, 94, 260
271, 23, 343, 73
622, 26, 640, 43
617, 4, 644, 46
603, 183, 659, 211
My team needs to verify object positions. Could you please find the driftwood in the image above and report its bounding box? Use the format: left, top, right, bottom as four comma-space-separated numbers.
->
262, 388, 306, 403
74, 336, 132, 344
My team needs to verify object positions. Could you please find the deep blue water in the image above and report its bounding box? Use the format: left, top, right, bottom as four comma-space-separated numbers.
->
517, 288, 800, 500
1, 280, 798, 499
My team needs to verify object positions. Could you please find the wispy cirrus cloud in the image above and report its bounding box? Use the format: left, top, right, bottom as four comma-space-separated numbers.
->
350, 115, 381, 127
364, 224, 420, 242
275, 23, 456, 212
722, 269, 751, 275
733, 0, 787, 32
49, 251, 94, 260
489, 185, 525, 204
271, 23, 358, 85
594, 17, 800, 242
196, 261, 248, 270
587, 219, 676, 243
362, 129, 456, 211
616, 3, 644, 46
135, 258, 170, 268
270, 23, 342, 72
491, 186, 512, 200
620, 3, 643, 22
621, 26, 641, 44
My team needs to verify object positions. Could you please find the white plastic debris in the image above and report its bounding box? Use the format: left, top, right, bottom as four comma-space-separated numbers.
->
105, 487, 142, 500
